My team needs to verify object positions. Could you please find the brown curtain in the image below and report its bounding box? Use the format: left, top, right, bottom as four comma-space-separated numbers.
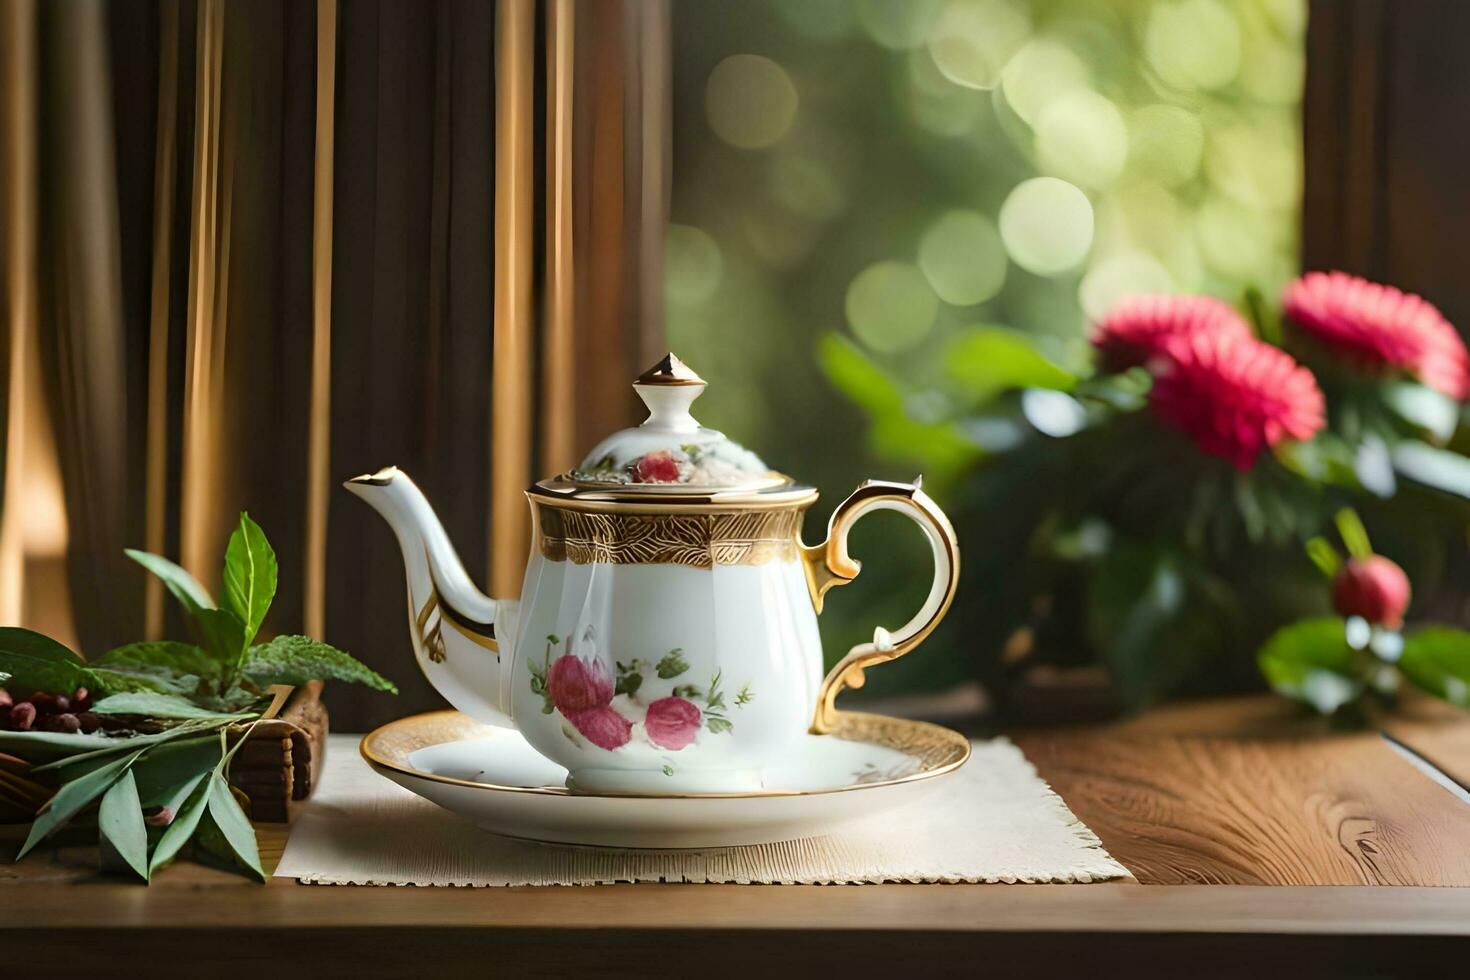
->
0, 0, 667, 731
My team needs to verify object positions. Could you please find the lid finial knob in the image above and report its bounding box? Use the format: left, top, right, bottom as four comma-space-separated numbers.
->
633, 353, 705, 433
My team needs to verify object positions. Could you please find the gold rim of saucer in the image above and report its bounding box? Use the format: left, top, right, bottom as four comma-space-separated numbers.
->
360, 709, 970, 801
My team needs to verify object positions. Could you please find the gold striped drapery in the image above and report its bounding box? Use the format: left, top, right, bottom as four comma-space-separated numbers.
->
0, 0, 669, 731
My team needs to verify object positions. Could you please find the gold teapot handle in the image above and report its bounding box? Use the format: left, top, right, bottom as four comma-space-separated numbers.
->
802, 479, 960, 734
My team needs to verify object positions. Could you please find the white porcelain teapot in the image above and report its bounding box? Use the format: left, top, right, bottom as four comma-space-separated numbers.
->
346, 354, 958, 794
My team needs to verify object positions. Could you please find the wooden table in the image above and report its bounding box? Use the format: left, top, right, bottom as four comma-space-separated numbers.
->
4, 695, 1469, 976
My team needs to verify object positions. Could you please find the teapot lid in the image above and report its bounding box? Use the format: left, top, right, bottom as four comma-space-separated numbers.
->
563, 353, 788, 494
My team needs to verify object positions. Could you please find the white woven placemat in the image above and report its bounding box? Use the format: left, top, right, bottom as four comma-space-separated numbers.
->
274, 734, 1131, 886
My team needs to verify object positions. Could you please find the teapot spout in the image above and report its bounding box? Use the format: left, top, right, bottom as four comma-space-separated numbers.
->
344, 466, 516, 727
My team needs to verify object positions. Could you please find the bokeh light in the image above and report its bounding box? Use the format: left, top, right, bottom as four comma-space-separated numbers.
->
1128, 104, 1204, 187
705, 54, 799, 150
1205, 112, 1299, 212
740, 200, 819, 268
1035, 89, 1128, 189
1239, 33, 1305, 105
774, 0, 860, 42
1195, 196, 1270, 280
999, 177, 1095, 276
919, 210, 1008, 306
1144, 0, 1242, 92
927, 0, 1031, 91
667, 0, 1306, 699
664, 224, 724, 307
845, 261, 940, 353
1000, 37, 1091, 125
1096, 181, 1203, 289
905, 50, 988, 136
1078, 250, 1174, 321
857, 0, 943, 50
769, 151, 847, 222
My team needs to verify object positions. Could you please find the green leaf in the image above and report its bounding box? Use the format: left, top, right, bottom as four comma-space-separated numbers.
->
1304, 537, 1341, 579
91, 692, 250, 720
124, 549, 214, 614
221, 513, 277, 647
132, 736, 223, 809
32, 720, 228, 774
1087, 545, 1191, 706
0, 627, 95, 696
818, 333, 903, 418
92, 642, 215, 697
1399, 627, 1470, 707
0, 627, 86, 665
946, 327, 1077, 401
0, 650, 96, 698
1257, 617, 1362, 714
147, 771, 210, 874
89, 665, 203, 698
96, 641, 218, 677
1275, 435, 1362, 489
1074, 368, 1151, 411
1334, 508, 1373, 561
705, 715, 733, 735
203, 772, 265, 882
1392, 440, 1470, 499
17, 748, 143, 859
242, 635, 397, 693
655, 649, 689, 679
0, 729, 117, 761
1385, 382, 1458, 442
193, 607, 247, 683
98, 769, 149, 881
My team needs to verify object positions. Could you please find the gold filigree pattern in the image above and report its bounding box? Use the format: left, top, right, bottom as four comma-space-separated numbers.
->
536, 504, 803, 567
414, 588, 448, 663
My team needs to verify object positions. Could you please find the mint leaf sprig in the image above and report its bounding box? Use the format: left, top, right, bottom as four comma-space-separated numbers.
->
1, 512, 397, 884
124, 512, 277, 697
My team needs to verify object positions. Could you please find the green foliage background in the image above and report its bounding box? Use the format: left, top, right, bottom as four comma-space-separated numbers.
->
666, 0, 1306, 698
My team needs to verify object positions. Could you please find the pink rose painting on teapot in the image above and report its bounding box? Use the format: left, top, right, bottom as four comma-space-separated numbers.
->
528, 627, 753, 757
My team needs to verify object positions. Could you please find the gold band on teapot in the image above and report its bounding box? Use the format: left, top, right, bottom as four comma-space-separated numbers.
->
534, 503, 805, 568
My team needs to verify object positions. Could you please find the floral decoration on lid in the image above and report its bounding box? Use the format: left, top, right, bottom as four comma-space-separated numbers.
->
571, 353, 774, 489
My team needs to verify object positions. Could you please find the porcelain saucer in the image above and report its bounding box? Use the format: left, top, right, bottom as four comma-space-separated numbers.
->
360, 710, 970, 848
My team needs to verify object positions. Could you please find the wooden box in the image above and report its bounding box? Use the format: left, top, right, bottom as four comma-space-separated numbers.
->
231, 681, 330, 823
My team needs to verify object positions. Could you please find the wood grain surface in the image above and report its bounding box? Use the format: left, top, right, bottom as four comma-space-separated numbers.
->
3, 881, 1469, 977
5, 694, 1470, 976
1014, 695, 1470, 886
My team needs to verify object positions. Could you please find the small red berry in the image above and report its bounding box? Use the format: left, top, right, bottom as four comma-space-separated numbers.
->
630, 450, 682, 483
76, 711, 102, 733
10, 701, 37, 731
71, 687, 91, 711
0, 689, 11, 710
144, 806, 175, 827
1333, 555, 1411, 629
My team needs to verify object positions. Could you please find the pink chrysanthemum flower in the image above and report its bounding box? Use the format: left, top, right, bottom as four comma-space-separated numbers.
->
1092, 294, 1252, 372
1282, 271, 1470, 400
1149, 331, 1326, 471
